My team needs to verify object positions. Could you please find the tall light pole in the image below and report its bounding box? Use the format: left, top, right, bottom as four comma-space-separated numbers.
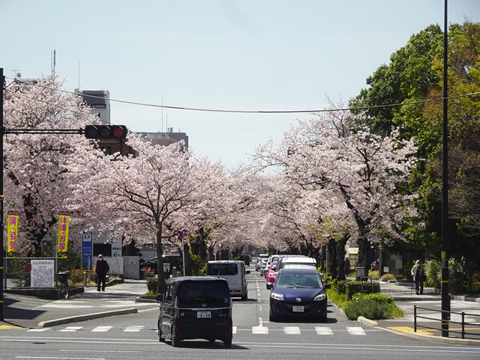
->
441, 0, 451, 337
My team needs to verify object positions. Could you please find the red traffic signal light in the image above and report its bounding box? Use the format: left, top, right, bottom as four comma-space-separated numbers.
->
84, 125, 127, 139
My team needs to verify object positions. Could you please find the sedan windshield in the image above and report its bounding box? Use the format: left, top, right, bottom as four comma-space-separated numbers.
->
276, 273, 322, 289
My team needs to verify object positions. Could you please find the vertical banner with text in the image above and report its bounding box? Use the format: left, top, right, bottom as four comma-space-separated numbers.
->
57, 211, 71, 257
7, 211, 19, 255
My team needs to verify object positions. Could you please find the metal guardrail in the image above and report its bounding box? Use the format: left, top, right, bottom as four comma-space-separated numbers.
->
414, 305, 480, 339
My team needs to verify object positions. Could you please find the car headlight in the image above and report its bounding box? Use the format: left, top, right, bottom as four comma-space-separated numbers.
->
314, 293, 327, 301
271, 292, 284, 301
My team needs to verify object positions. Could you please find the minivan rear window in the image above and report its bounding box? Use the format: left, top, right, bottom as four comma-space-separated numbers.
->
207, 263, 238, 276
177, 281, 230, 307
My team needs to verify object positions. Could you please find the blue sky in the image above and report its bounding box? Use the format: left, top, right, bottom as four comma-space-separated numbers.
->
2, 0, 479, 170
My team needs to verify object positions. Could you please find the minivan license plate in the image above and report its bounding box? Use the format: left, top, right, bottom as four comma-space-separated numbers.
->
292, 306, 304, 313
197, 311, 211, 318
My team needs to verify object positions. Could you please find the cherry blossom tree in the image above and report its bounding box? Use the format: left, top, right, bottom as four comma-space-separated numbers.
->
256, 109, 418, 268
3, 76, 104, 256
72, 134, 227, 292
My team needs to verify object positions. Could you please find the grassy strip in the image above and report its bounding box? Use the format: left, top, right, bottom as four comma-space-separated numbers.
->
327, 286, 404, 320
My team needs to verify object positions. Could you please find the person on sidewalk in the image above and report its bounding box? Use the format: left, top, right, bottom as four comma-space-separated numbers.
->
95, 254, 110, 292
411, 260, 425, 295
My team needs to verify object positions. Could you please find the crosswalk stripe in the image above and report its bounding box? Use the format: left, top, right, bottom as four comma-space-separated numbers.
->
252, 326, 269, 334
315, 326, 334, 335
347, 326, 366, 335
27, 328, 50, 332
124, 326, 144, 332
284, 326, 301, 335
60, 326, 82, 332
92, 326, 113, 332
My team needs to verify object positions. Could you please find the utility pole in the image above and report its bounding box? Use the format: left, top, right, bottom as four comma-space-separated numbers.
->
1, 67, 5, 321
441, 0, 451, 337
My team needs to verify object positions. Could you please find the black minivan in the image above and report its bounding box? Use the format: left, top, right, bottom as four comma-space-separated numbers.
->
156, 276, 233, 347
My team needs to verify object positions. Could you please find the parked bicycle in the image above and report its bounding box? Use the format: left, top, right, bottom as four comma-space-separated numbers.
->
58, 271, 70, 300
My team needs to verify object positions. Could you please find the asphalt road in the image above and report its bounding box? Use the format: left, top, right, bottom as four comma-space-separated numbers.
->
1, 267, 480, 359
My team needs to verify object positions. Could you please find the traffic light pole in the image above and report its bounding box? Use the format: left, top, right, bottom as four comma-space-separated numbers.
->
1, 68, 5, 321
0, 71, 128, 321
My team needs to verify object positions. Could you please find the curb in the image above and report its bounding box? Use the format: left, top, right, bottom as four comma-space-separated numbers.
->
37, 307, 138, 328
357, 316, 378, 327
381, 327, 480, 346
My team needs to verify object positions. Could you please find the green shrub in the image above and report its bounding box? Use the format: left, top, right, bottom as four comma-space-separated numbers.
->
147, 277, 158, 294
333, 279, 349, 294
381, 273, 396, 281
344, 293, 401, 320
424, 259, 441, 288
449, 258, 466, 294
345, 281, 380, 299
368, 270, 379, 278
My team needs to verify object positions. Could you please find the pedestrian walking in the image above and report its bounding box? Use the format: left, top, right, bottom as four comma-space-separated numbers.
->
95, 254, 110, 292
411, 260, 425, 295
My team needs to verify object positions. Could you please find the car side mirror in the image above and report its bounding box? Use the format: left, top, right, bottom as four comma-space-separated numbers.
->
156, 294, 164, 302
324, 283, 331, 289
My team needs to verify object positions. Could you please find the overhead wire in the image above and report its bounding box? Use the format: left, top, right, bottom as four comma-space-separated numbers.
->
5, 76, 480, 115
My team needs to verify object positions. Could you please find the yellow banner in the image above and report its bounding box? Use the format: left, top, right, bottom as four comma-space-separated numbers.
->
58, 211, 71, 255
7, 211, 19, 254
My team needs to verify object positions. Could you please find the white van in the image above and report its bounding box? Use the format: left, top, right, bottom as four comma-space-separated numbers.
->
207, 260, 250, 300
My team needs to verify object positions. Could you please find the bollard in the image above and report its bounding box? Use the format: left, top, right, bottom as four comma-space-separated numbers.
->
84, 271, 87, 287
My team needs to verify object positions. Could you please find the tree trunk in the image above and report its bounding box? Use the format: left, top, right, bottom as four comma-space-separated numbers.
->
357, 235, 369, 269
327, 239, 337, 279
336, 236, 348, 280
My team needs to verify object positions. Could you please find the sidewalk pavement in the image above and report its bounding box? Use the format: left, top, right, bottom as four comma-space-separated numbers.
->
0, 279, 157, 329
362, 280, 480, 346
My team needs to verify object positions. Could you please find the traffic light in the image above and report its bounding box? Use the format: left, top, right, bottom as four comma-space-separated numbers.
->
84, 125, 127, 139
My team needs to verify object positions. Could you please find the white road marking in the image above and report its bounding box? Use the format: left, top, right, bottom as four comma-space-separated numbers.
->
60, 326, 82, 332
284, 326, 301, 335
315, 326, 334, 335
92, 326, 113, 332
252, 326, 269, 334
124, 326, 144, 332
347, 326, 366, 335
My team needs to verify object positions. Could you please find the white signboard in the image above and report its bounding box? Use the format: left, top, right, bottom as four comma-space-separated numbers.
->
31, 260, 55, 288
112, 240, 122, 258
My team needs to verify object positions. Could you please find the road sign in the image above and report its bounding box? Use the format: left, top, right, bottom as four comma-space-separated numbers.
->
82, 232, 92, 269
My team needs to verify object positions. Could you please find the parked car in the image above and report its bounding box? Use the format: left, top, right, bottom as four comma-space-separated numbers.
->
265, 260, 278, 289
269, 265, 330, 322
207, 260, 250, 300
156, 276, 233, 347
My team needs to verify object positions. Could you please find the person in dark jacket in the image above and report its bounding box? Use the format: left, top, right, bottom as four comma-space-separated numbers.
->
95, 254, 110, 292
